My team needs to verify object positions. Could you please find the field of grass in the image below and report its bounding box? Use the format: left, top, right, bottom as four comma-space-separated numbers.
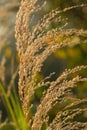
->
0, 0, 87, 130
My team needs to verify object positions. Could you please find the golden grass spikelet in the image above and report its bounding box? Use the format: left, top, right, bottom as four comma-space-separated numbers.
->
15, 0, 87, 129
0, 58, 6, 86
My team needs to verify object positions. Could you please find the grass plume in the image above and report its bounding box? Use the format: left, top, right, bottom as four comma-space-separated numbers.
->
15, 0, 87, 129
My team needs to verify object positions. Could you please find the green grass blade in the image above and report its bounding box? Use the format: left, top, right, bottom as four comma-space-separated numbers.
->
0, 83, 18, 129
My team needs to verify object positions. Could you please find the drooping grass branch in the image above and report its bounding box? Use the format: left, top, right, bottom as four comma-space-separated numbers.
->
15, 0, 87, 129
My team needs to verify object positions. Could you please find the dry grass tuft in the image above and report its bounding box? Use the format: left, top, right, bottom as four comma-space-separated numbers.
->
15, 0, 87, 129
